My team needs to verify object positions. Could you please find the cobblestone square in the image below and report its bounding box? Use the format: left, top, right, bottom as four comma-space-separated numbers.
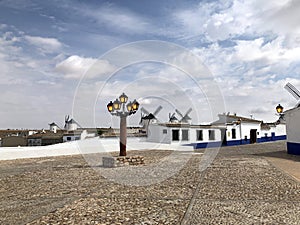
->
0, 141, 299, 224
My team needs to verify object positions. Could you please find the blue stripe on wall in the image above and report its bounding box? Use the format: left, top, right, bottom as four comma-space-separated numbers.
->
187, 135, 287, 149
287, 142, 300, 155
259, 135, 286, 143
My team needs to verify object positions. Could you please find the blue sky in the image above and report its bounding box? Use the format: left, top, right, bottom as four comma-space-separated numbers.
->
0, 0, 300, 128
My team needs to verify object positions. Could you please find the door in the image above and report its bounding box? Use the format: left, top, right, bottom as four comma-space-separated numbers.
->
250, 129, 257, 144
221, 129, 227, 146
172, 130, 179, 141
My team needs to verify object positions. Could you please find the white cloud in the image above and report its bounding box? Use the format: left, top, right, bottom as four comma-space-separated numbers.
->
55, 55, 116, 79
24, 35, 63, 53
75, 4, 153, 35
173, 0, 254, 42
173, 0, 300, 44
0, 24, 7, 29
234, 36, 300, 65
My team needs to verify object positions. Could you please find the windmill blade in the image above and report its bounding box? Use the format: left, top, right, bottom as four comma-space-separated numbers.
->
285, 82, 300, 100
139, 112, 144, 125
141, 107, 150, 115
153, 105, 162, 116
169, 113, 175, 119
175, 109, 184, 118
65, 115, 70, 123
185, 108, 193, 116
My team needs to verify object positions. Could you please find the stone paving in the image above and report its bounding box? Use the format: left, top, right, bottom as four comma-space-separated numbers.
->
0, 141, 299, 224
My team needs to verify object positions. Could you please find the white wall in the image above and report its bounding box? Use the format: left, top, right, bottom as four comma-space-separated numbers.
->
240, 122, 261, 140
80, 130, 96, 140
275, 124, 286, 136
147, 125, 171, 144
225, 124, 241, 141
261, 124, 286, 138
147, 124, 222, 144
63, 135, 80, 142
285, 107, 300, 143
66, 123, 77, 131
189, 128, 221, 143
50, 125, 58, 133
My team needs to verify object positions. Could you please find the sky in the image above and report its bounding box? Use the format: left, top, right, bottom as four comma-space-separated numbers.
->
0, 0, 300, 129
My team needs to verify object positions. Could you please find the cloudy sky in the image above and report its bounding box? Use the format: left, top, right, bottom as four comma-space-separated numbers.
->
0, 0, 300, 129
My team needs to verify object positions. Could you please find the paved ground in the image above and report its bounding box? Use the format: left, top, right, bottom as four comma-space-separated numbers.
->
0, 141, 299, 224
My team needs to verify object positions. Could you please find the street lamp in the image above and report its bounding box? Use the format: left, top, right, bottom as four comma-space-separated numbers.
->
276, 104, 284, 123
276, 104, 284, 114
107, 93, 139, 156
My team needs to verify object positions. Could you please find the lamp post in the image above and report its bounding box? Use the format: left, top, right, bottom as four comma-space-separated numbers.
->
276, 104, 284, 123
107, 93, 139, 156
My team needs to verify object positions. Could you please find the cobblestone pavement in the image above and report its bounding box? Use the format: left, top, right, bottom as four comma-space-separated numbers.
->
0, 141, 299, 224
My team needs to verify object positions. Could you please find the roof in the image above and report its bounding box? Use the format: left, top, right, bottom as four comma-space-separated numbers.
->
169, 115, 179, 122
66, 118, 81, 126
0, 130, 29, 138
154, 123, 221, 129
142, 113, 156, 120
49, 122, 59, 126
156, 123, 190, 128
28, 131, 63, 139
283, 105, 300, 115
212, 114, 262, 124
63, 130, 83, 136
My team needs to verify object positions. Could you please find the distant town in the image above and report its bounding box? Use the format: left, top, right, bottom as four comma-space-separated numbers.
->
0, 115, 144, 147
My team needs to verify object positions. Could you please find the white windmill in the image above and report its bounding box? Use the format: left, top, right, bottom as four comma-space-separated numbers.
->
140, 106, 163, 134
175, 108, 193, 124
49, 122, 59, 133
64, 115, 82, 131
168, 112, 179, 123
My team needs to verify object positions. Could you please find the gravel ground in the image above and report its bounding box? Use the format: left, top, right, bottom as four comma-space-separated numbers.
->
0, 141, 299, 224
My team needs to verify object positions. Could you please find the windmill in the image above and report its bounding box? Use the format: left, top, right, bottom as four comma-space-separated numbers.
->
64, 115, 82, 131
175, 108, 193, 124
140, 106, 163, 134
284, 82, 300, 107
168, 112, 179, 123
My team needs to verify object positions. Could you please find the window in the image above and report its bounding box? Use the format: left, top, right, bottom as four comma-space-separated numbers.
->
163, 129, 167, 134
197, 130, 203, 141
182, 130, 189, 141
172, 130, 179, 141
67, 137, 71, 141
209, 130, 215, 140
232, 129, 236, 139
75, 137, 80, 140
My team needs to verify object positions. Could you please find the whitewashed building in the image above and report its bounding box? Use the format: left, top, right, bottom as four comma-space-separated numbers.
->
63, 129, 96, 142
284, 106, 300, 155
147, 113, 286, 149
147, 123, 221, 147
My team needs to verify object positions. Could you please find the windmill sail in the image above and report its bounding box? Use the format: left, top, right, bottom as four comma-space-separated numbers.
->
175, 108, 192, 123
284, 82, 300, 100
140, 106, 162, 125
153, 105, 162, 116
